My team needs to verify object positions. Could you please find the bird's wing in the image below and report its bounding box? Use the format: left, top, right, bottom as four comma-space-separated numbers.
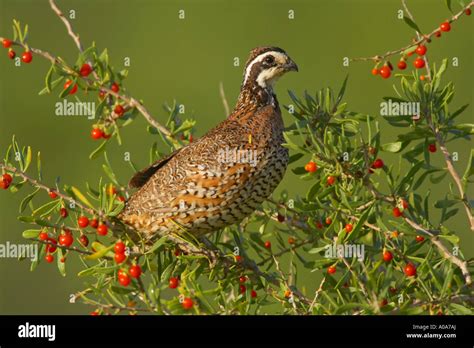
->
128, 148, 182, 189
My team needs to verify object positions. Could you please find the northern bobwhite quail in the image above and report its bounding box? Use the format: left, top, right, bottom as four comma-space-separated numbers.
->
119, 47, 298, 241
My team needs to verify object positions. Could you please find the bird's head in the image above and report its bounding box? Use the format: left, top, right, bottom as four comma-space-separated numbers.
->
241, 46, 298, 92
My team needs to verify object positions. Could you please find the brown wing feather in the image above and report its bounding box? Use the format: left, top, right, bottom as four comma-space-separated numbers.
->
128, 149, 181, 188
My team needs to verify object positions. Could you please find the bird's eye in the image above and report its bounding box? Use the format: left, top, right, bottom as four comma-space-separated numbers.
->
264, 55, 275, 64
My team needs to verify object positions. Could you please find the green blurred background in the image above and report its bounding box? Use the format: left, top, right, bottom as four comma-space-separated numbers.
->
0, 0, 472, 314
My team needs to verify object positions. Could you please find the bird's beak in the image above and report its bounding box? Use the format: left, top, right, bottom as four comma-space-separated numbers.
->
284, 59, 298, 72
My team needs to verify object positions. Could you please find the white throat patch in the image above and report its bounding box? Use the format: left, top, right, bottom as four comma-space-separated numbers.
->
243, 51, 287, 87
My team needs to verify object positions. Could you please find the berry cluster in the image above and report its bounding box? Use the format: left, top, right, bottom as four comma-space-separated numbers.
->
2, 38, 33, 63
370, 18, 461, 81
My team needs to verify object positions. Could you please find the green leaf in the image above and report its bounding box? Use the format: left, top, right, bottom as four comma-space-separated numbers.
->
335, 75, 348, 106
38, 77, 63, 96
19, 188, 40, 213
403, 16, 422, 33
89, 140, 108, 160
430, 171, 447, 184
22, 229, 41, 239
288, 153, 304, 165
445, 0, 453, 14
36, 151, 42, 181
57, 248, 66, 277
381, 141, 404, 153
146, 236, 168, 254
32, 200, 60, 217
44, 63, 54, 94
346, 205, 373, 242
434, 199, 459, 208
449, 303, 472, 315
84, 242, 114, 260
71, 186, 95, 209
462, 149, 474, 182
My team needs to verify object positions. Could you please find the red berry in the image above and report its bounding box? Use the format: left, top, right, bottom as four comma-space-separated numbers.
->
118, 273, 131, 286
327, 176, 336, 185
239, 284, 247, 293
111, 82, 120, 93
79, 63, 93, 77
404, 263, 417, 277
305, 161, 317, 173
91, 128, 104, 140
60, 207, 68, 218
48, 190, 58, 199
46, 238, 57, 253
98, 90, 106, 99
316, 221, 323, 229
415, 45, 427, 56
435, 30, 442, 38
90, 218, 99, 228
2, 39, 12, 48
428, 143, 436, 153
416, 235, 425, 242
1, 173, 13, 189
345, 223, 353, 233
114, 252, 126, 264
97, 224, 108, 236
21, 51, 32, 63
328, 266, 336, 274
325, 217, 332, 225
372, 158, 384, 169
288, 237, 296, 245
401, 199, 409, 209
59, 232, 73, 247
129, 264, 142, 278
114, 104, 125, 117
235, 255, 242, 262
465, 8, 472, 15
420, 75, 426, 81
393, 207, 403, 217
169, 277, 179, 289
383, 250, 393, 262
114, 241, 126, 254
397, 60, 407, 70
251, 290, 257, 298
371, 68, 379, 75
117, 195, 125, 202
64, 80, 78, 95
440, 21, 451, 32
39, 231, 48, 241
78, 216, 89, 228
277, 213, 285, 222
264, 241, 271, 249
380, 299, 388, 307
45, 254, 54, 263
118, 269, 127, 278
60, 257, 66, 263
379, 66, 391, 79
8, 50, 15, 59
79, 234, 89, 247
413, 58, 425, 69
239, 276, 247, 283
182, 297, 194, 310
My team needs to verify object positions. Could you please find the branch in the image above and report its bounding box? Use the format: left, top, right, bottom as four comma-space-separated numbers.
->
0, 162, 97, 216
350, 1, 473, 62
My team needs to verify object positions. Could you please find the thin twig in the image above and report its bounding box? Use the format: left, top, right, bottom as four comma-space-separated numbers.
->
350, 2, 473, 62
219, 82, 230, 116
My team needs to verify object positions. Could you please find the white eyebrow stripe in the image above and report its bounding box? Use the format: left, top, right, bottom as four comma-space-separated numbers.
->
243, 51, 286, 86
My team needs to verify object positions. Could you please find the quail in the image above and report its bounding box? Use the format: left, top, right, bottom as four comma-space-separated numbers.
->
119, 46, 298, 241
